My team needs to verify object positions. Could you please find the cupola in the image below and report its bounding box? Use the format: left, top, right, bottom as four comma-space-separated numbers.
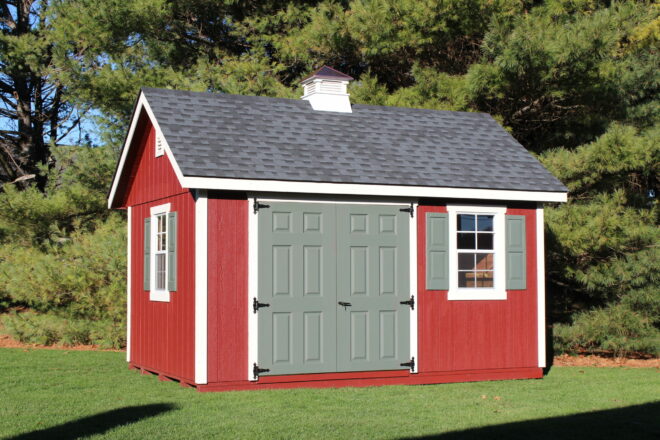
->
301, 66, 354, 113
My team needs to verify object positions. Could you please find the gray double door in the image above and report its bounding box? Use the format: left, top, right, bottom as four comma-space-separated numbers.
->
258, 202, 411, 375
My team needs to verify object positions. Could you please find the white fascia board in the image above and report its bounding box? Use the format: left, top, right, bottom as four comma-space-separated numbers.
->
182, 176, 567, 203
536, 204, 547, 368
107, 92, 186, 209
195, 190, 208, 384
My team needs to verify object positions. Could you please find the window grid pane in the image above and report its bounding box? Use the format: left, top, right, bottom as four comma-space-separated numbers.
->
156, 254, 166, 290
154, 213, 168, 290
456, 213, 496, 289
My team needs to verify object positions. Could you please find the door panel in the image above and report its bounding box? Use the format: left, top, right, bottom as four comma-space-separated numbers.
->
337, 205, 410, 372
258, 203, 337, 375
258, 202, 410, 376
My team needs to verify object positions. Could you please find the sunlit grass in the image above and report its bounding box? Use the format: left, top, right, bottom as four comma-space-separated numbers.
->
1, 349, 658, 439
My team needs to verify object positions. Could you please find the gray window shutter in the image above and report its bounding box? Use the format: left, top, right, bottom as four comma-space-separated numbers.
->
426, 212, 449, 290
167, 212, 177, 291
143, 217, 151, 291
506, 215, 526, 290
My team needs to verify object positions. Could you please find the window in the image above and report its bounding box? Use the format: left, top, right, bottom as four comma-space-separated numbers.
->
447, 205, 506, 300
149, 203, 171, 302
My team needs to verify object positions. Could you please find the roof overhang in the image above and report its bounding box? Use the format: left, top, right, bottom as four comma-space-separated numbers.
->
108, 91, 567, 208
180, 176, 567, 203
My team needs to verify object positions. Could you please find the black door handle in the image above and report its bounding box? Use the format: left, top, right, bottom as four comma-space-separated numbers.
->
338, 301, 352, 308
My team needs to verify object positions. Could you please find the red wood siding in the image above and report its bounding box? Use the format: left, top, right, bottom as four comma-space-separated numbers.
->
207, 196, 249, 383
126, 116, 196, 382
417, 204, 538, 373
114, 112, 186, 209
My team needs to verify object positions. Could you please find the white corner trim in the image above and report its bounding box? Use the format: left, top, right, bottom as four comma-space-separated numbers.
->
126, 206, 132, 362
247, 198, 259, 381
409, 203, 418, 373
536, 204, 546, 368
107, 92, 186, 209
446, 205, 507, 301
195, 190, 208, 384
182, 176, 568, 203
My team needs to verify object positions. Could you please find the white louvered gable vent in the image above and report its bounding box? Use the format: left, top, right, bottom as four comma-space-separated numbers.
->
301, 66, 354, 113
155, 132, 165, 157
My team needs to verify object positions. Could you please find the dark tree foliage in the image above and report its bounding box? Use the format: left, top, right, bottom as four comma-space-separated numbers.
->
0, 0, 85, 187
0, 0, 657, 353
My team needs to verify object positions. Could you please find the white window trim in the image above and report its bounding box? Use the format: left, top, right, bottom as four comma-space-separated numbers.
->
149, 203, 171, 302
447, 205, 507, 301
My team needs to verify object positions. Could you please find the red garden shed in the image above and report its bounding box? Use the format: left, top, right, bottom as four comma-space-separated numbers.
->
108, 67, 567, 391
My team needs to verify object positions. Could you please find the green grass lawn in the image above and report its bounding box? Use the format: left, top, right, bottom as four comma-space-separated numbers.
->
1, 349, 658, 439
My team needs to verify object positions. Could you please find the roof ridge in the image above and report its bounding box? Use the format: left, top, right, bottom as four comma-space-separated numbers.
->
141, 87, 492, 118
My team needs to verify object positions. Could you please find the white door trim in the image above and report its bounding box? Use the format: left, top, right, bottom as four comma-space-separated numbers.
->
247, 198, 259, 380
409, 202, 418, 372
246, 196, 417, 379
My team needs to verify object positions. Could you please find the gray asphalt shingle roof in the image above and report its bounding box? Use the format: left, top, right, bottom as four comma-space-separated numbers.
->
141, 87, 567, 193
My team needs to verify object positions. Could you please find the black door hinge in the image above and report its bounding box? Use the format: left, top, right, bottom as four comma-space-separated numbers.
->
253, 297, 270, 314
400, 357, 415, 372
253, 363, 270, 379
400, 202, 414, 218
253, 198, 270, 214
400, 295, 415, 310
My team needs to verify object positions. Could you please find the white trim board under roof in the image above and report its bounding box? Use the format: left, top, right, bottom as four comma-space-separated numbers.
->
108, 88, 568, 208
184, 177, 567, 203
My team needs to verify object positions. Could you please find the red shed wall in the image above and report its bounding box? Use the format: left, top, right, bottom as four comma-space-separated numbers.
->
417, 204, 538, 373
125, 116, 196, 382
207, 196, 249, 383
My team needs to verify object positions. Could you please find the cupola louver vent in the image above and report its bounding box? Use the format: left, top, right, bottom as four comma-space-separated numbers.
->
301, 66, 354, 113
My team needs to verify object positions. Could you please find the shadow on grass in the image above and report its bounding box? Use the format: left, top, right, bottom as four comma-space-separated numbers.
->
8, 403, 177, 440
401, 401, 660, 440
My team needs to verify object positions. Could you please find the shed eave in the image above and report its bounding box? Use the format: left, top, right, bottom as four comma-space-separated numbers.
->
180, 176, 568, 203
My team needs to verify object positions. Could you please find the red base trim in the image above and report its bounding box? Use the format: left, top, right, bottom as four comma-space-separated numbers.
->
196, 367, 542, 392
129, 362, 197, 388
